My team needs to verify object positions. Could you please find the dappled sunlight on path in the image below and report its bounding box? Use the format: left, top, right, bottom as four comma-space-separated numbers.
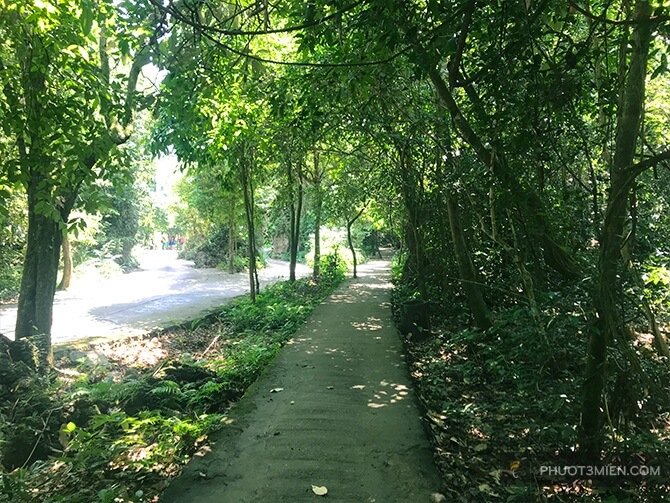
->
162, 260, 442, 502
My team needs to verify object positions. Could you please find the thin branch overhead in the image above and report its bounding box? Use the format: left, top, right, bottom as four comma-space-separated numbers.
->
149, 0, 417, 68
151, 0, 365, 37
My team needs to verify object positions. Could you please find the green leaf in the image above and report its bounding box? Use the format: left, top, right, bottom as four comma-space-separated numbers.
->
81, 2, 94, 36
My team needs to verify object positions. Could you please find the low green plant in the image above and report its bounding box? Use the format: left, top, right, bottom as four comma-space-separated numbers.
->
319, 251, 347, 285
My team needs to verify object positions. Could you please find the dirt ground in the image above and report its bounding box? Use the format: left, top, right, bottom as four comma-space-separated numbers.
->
162, 261, 442, 502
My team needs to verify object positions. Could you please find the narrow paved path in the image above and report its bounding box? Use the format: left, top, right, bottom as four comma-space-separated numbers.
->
163, 261, 442, 503
0, 251, 307, 344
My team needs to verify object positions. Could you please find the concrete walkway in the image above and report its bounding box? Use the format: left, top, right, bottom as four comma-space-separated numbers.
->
163, 261, 442, 503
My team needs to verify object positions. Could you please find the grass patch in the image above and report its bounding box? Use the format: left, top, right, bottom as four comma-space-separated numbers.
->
0, 264, 344, 503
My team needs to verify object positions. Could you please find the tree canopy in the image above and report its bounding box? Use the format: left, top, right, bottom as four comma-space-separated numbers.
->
1, 0, 670, 500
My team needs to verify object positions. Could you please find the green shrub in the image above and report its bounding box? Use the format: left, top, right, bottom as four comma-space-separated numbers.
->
319, 251, 347, 285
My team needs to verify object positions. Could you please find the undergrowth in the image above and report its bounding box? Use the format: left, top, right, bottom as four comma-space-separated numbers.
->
396, 289, 670, 503
0, 257, 344, 503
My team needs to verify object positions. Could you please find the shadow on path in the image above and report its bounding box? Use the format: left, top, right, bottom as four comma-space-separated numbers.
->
162, 260, 442, 502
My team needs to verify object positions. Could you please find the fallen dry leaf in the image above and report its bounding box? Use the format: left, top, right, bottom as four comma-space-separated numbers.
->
311, 485, 328, 496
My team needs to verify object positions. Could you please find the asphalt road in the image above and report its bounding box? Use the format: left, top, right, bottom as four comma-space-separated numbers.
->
0, 250, 308, 345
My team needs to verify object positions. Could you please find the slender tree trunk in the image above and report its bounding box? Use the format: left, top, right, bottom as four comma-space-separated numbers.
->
288, 160, 297, 282
580, 0, 652, 460
250, 168, 260, 294
228, 200, 236, 274
292, 168, 303, 280
312, 150, 322, 280
620, 207, 670, 362
313, 187, 322, 279
288, 159, 304, 282
57, 230, 72, 291
240, 153, 257, 303
346, 205, 366, 279
446, 193, 493, 330
622, 246, 670, 362
347, 221, 357, 278
644, 302, 670, 361
509, 215, 542, 324
489, 185, 498, 242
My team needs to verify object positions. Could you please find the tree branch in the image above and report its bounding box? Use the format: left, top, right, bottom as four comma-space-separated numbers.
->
448, 0, 476, 87
631, 149, 670, 176
155, 0, 364, 37
348, 200, 369, 226
568, 1, 670, 26
158, 0, 412, 68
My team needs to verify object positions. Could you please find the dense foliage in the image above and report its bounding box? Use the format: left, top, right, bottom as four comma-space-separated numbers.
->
1, 0, 670, 500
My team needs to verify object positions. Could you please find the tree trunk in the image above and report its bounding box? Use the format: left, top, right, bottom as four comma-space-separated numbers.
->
289, 160, 297, 282
292, 170, 303, 280
240, 152, 257, 303
121, 239, 134, 268
13, 37, 60, 367
346, 205, 367, 279
646, 303, 670, 361
580, 0, 652, 460
57, 230, 72, 291
620, 222, 670, 362
312, 150, 322, 280
313, 187, 322, 279
633, 248, 670, 361
15, 179, 63, 367
446, 193, 493, 330
347, 222, 357, 278
250, 166, 260, 295
288, 159, 303, 282
228, 200, 236, 274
